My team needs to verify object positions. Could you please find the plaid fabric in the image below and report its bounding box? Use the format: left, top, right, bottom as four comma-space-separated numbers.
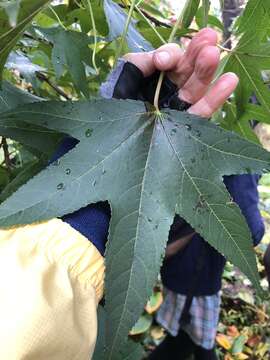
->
156, 288, 221, 350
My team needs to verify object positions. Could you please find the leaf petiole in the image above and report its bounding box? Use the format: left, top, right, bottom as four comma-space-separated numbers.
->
85, 0, 99, 75
153, 6, 184, 113
115, 0, 137, 62
135, 5, 166, 45
49, 5, 67, 31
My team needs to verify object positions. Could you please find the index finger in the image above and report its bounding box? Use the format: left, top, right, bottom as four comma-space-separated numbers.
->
168, 28, 218, 88
188, 72, 239, 118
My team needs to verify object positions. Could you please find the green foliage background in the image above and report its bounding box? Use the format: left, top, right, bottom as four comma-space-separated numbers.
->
0, 1, 270, 359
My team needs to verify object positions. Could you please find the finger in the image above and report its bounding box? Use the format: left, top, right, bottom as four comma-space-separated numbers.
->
168, 28, 218, 88
124, 43, 183, 77
188, 73, 239, 118
152, 43, 183, 71
178, 46, 220, 104
123, 51, 155, 77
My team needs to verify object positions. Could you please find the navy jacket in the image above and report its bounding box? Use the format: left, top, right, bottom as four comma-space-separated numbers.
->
161, 174, 265, 296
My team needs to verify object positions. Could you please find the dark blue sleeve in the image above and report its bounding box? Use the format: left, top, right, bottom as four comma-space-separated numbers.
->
224, 174, 265, 246
50, 137, 110, 256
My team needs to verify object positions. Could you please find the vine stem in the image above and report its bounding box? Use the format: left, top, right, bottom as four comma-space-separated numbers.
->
85, 0, 99, 75
153, 9, 184, 113
136, 0, 144, 7
135, 5, 166, 45
36, 72, 71, 100
115, 0, 137, 62
49, 5, 67, 31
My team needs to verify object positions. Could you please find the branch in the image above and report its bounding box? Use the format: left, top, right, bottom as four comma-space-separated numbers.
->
23, 32, 53, 47
1, 138, 12, 172
136, 8, 171, 28
119, 3, 171, 28
36, 72, 71, 100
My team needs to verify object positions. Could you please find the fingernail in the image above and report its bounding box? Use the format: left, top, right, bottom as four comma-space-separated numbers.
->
226, 72, 239, 82
155, 51, 171, 66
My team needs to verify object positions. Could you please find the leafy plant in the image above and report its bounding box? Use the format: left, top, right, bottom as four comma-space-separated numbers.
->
0, 1, 270, 359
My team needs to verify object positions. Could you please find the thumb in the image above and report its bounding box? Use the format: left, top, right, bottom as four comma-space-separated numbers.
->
123, 51, 155, 77
124, 43, 183, 77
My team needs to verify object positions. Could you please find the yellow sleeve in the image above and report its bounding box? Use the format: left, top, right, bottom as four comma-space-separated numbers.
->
0, 218, 105, 360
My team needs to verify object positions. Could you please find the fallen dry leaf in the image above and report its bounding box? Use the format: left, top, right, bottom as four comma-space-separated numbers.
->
216, 333, 232, 350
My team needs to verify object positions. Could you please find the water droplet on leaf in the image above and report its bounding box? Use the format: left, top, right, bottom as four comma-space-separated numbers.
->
92, 180, 97, 186
65, 168, 71, 175
57, 183, 64, 190
185, 124, 192, 131
85, 128, 93, 137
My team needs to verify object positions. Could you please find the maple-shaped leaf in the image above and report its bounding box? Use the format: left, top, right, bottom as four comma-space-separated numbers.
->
181, 0, 200, 28
0, 81, 61, 155
36, 26, 94, 97
235, 0, 270, 36
224, 35, 270, 118
221, 102, 260, 144
0, 0, 50, 79
239, 103, 270, 125
103, 0, 152, 52
0, 99, 269, 358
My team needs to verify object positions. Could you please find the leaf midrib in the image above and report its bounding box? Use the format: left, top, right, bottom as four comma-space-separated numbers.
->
107, 115, 156, 359
234, 53, 270, 115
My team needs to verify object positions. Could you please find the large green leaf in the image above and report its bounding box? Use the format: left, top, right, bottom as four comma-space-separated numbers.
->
181, 0, 200, 28
221, 102, 260, 144
0, 99, 269, 358
66, 0, 109, 36
0, 81, 61, 154
222, 0, 270, 120
36, 26, 94, 97
0, 158, 46, 203
196, 7, 224, 31
235, 0, 270, 35
103, 0, 152, 52
93, 305, 144, 360
0, 0, 51, 79
224, 37, 270, 118
0, 80, 40, 112
239, 104, 270, 124
93, 306, 106, 360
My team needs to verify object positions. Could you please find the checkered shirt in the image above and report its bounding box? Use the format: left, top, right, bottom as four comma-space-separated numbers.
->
156, 288, 221, 350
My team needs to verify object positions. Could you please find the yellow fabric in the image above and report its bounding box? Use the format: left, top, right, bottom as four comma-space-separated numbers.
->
0, 218, 105, 360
